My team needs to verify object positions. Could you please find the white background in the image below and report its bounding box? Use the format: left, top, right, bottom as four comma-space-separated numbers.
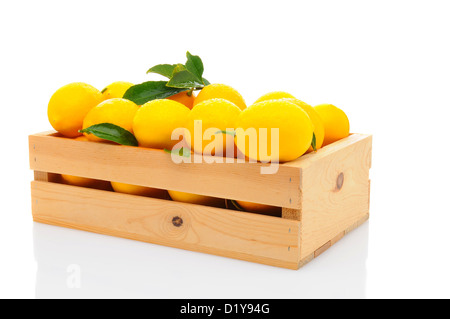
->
1, 0, 449, 299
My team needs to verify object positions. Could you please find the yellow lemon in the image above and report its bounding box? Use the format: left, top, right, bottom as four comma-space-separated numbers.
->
167, 91, 196, 109
168, 190, 225, 208
82, 98, 139, 142
61, 174, 93, 187
133, 99, 190, 149
314, 104, 350, 146
101, 81, 134, 100
186, 98, 241, 156
111, 181, 168, 199
282, 98, 325, 152
254, 91, 296, 103
48, 82, 103, 137
235, 200, 281, 216
194, 84, 246, 110
235, 99, 313, 162
252, 93, 323, 152
61, 175, 111, 190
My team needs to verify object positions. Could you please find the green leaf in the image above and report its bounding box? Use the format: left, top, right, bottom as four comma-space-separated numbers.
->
185, 51, 204, 83
202, 78, 210, 86
166, 70, 204, 88
79, 123, 138, 146
123, 81, 186, 105
147, 64, 178, 78
311, 132, 317, 152
164, 147, 191, 157
215, 130, 236, 136
172, 63, 186, 74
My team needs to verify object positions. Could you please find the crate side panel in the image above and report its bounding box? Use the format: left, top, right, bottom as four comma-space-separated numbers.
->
29, 133, 301, 209
299, 135, 372, 260
31, 181, 301, 269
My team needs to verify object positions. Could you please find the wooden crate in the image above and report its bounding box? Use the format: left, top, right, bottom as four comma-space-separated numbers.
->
29, 131, 372, 270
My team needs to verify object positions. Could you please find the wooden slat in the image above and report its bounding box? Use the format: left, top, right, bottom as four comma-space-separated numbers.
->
297, 134, 372, 260
29, 132, 301, 209
314, 241, 331, 258
31, 181, 301, 269
28, 132, 372, 269
281, 208, 302, 220
34, 171, 60, 183
297, 213, 369, 268
34, 171, 50, 182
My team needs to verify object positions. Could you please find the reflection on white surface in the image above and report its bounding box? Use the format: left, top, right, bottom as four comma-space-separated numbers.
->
33, 221, 369, 299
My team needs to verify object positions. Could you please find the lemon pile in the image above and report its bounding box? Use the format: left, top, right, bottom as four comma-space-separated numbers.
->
47, 81, 350, 214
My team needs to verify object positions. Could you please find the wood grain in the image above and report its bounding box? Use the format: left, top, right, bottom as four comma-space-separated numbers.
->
31, 181, 301, 269
29, 132, 301, 209
297, 134, 372, 260
28, 132, 372, 269
34, 171, 60, 183
297, 213, 369, 268
282, 208, 302, 220
34, 171, 49, 182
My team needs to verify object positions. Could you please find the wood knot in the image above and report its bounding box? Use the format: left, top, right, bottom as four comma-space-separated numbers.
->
336, 172, 344, 191
172, 216, 183, 227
